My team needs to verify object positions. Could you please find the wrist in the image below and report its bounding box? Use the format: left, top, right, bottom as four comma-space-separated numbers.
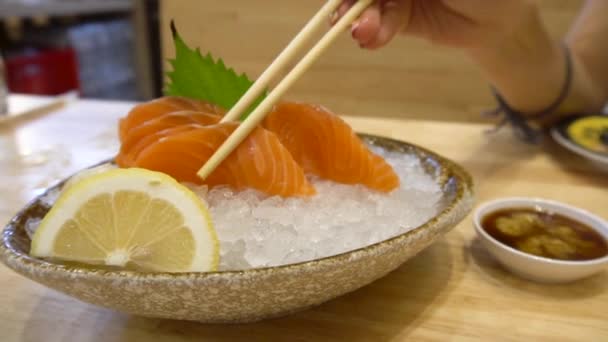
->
466, 4, 566, 114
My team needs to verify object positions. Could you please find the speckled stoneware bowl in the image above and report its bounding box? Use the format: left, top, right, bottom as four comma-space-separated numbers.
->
1, 135, 474, 323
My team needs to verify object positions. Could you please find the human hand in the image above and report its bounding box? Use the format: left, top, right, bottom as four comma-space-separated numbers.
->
333, 0, 580, 116
332, 0, 539, 52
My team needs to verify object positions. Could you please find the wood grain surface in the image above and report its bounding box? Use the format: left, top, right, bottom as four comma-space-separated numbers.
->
0, 95, 606, 341
159, 0, 585, 123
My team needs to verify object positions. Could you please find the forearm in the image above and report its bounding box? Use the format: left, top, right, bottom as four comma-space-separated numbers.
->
566, 0, 608, 110
467, 2, 606, 120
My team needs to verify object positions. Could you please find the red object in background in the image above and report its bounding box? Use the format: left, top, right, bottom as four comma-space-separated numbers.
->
5, 47, 80, 96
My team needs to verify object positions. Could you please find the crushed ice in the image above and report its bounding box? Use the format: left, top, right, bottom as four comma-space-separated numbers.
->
191, 146, 444, 270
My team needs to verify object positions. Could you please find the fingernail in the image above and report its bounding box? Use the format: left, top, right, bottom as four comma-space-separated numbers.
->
337, 1, 352, 17
351, 21, 360, 37
330, 11, 338, 25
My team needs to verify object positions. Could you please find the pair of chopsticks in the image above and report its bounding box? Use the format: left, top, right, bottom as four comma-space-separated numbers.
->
197, 0, 373, 180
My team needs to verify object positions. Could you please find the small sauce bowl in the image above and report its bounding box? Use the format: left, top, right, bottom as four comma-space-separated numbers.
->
473, 197, 608, 283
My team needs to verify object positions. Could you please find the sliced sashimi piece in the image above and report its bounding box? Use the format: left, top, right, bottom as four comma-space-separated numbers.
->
132, 123, 316, 197
116, 124, 203, 167
263, 102, 400, 192
119, 96, 225, 142
117, 111, 222, 166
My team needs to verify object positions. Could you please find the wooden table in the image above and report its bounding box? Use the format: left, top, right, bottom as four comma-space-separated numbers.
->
1, 96, 607, 341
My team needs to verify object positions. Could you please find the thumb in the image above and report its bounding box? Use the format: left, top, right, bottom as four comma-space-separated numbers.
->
363, 0, 413, 50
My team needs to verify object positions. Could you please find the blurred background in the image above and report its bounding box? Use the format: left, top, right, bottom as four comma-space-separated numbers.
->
1, 0, 161, 102
0, 0, 584, 122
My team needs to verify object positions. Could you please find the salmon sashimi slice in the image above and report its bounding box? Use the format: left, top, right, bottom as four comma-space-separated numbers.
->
132, 123, 317, 197
117, 111, 222, 165
116, 123, 204, 167
263, 102, 400, 192
118, 96, 225, 142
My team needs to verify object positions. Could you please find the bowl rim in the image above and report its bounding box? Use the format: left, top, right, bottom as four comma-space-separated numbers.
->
550, 113, 608, 166
1, 134, 474, 279
549, 117, 608, 165
473, 196, 608, 266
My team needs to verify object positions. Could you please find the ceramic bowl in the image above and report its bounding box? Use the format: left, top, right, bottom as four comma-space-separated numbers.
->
474, 197, 608, 284
1, 135, 474, 323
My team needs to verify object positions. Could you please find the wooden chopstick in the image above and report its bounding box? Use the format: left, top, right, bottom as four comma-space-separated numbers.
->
220, 0, 343, 123
197, 0, 374, 180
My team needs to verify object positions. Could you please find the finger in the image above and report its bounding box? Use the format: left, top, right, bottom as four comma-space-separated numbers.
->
365, 0, 412, 49
351, 2, 383, 47
331, 0, 356, 25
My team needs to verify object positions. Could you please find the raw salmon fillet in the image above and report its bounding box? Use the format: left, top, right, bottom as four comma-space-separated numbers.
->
116, 111, 221, 166
263, 102, 400, 192
118, 96, 225, 142
117, 123, 203, 167
131, 122, 317, 197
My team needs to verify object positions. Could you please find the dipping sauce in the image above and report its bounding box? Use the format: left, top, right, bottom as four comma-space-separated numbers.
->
482, 208, 608, 261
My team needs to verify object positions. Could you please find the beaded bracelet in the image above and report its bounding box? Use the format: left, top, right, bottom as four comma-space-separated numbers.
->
484, 44, 573, 144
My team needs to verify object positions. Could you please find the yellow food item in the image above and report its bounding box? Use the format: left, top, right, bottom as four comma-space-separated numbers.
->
516, 235, 576, 260
567, 116, 608, 154
495, 213, 540, 237
30, 168, 219, 273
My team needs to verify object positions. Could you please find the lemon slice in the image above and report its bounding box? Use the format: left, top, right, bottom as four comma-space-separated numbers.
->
30, 168, 219, 273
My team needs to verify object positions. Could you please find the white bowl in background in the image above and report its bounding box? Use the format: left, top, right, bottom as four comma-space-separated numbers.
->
550, 127, 608, 171
473, 197, 608, 284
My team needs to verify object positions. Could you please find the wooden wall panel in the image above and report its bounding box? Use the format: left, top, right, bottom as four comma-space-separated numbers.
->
160, 0, 584, 123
